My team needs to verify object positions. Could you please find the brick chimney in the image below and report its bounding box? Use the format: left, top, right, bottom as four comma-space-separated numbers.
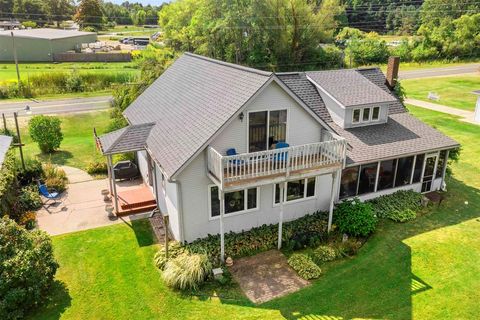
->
386, 56, 400, 89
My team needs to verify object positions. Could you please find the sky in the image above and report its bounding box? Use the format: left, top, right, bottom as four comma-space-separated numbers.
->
109, 0, 169, 5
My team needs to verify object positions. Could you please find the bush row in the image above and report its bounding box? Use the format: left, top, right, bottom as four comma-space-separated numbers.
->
185, 211, 328, 263
368, 190, 422, 222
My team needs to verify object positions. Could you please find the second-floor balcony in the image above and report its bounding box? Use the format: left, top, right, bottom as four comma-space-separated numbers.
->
207, 134, 346, 191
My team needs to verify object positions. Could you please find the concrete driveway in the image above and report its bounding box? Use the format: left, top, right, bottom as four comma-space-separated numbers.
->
36, 166, 149, 236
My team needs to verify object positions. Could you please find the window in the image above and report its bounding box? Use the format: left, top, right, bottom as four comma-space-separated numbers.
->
378, 159, 398, 191
412, 154, 425, 183
274, 177, 316, 204
357, 163, 378, 195
395, 156, 414, 187
436, 150, 447, 178
372, 107, 380, 120
248, 110, 287, 152
362, 108, 370, 122
340, 166, 359, 198
209, 186, 258, 218
352, 109, 360, 123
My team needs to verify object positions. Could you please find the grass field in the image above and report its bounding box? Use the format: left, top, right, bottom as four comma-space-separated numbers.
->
402, 75, 480, 111
15, 111, 110, 170
0, 62, 139, 82
28, 107, 480, 319
98, 25, 161, 40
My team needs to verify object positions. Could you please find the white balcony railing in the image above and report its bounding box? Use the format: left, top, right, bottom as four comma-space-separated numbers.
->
208, 139, 346, 187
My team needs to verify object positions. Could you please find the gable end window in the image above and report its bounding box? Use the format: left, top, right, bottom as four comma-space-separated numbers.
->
209, 186, 259, 218
274, 177, 316, 204
352, 106, 381, 125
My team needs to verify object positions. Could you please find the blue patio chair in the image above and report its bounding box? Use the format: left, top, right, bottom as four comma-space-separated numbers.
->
274, 142, 289, 162
39, 184, 60, 204
226, 148, 245, 165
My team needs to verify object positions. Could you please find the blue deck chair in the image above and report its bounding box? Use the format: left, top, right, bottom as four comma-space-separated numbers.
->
39, 184, 60, 205
226, 148, 245, 165
274, 142, 290, 162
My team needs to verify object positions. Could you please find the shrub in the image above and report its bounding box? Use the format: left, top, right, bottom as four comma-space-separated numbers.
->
18, 211, 36, 230
369, 190, 422, 221
311, 245, 337, 264
162, 252, 212, 290
22, 21, 37, 28
0, 150, 17, 217
0, 217, 58, 319
287, 253, 322, 280
19, 185, 42, 212
16, 159, 43, 186
86, 160, 108, 175
42, 163, 68, 193
28, 115, 63, 153
65, 72, 83, 92
336, 239, 363, 257
186, 211, 328, 263
154, 241, 186, 270
389, 208, 417, 223
334, 198, 376, 237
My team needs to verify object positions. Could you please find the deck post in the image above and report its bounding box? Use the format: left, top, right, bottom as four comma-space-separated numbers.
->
277, 182, 285, 249
218, 189, 225, 263
109, 155, 119, 214
328, 171, 337, 232
440, 150, 449, 190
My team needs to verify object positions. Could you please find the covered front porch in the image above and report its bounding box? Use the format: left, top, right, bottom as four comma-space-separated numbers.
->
95, 123, 158, 216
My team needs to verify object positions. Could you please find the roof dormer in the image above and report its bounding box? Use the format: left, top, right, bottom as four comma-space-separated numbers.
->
306, 69, 398, 129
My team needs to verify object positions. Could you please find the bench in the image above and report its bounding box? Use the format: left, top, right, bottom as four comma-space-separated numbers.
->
428, 92, 440, 101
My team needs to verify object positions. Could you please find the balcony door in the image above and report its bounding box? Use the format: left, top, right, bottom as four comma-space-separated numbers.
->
248, 110, 287, 152
421, 154, 438, 193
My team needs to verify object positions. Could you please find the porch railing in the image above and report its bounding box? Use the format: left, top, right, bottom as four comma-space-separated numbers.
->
207, 139, 346, 186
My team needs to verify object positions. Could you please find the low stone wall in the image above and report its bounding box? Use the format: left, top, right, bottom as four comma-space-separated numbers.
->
53, 52, 132, 62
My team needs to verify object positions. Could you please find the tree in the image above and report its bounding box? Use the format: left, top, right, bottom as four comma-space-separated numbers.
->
28, 115, 63, 154
346, 32, 389, 65
134, 9, 146, 26
13, 0, 46, 24
0, 0, 15, 19
44, 0, 75, 27
0, 217, 58, 320
74, 0, 104, 30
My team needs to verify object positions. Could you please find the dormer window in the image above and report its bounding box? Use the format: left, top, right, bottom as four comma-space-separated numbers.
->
352, 106, 381, 125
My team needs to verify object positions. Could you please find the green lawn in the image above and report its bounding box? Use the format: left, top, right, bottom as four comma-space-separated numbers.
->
30, 107, 480, 319
18, 111, 110, 170
0, 62, 138, 82
402, 75, 480, 111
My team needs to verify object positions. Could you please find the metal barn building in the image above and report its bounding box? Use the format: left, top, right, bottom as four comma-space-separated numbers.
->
0, 28, 97, 62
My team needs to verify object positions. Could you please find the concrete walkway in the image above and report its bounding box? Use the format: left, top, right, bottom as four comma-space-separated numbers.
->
405, 98, 478, 125
36, 167, 150, 236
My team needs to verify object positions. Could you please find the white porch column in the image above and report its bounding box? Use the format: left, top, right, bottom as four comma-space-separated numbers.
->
328, 171, 338, 232
277, 182, 286, 249
218, 189, 225, 263
106, 154, 113, 195
109, 155, 119, 214
440, 150, 450, 190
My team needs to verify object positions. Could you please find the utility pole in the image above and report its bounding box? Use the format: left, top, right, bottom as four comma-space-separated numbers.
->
13, 112, 25, 170
11, 32, 21, 87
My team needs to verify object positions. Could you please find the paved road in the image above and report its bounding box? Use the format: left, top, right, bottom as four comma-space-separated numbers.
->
0, 96, 111, 116
399, 64, 480, 79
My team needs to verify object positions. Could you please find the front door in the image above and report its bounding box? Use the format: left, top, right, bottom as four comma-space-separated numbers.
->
421, 154, 437, 192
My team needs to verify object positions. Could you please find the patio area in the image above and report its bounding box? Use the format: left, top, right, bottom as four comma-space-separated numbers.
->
36, 166, 157, 235
229, 250, 310, 304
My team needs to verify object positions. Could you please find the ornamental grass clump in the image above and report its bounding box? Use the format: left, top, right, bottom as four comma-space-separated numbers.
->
154, 241, 186, 270
287, 253, 322, 280
162, 252, 212, 290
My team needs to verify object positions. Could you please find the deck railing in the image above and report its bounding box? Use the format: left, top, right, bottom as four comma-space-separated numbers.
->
208, 139, 346, 186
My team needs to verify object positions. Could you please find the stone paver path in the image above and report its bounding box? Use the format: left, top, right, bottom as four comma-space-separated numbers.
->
405, 98, 478, 125
229, 250, 309, 304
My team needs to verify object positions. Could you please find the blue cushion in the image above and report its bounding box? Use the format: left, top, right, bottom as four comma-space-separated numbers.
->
226, 148, 237, 156
276, 142, 289, 149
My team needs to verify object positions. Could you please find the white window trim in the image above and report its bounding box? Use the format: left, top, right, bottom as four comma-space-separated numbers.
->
352, 106, 381, 125
273, 177, 317, 206
247, 109, 289, 152
208, 185, 260, 220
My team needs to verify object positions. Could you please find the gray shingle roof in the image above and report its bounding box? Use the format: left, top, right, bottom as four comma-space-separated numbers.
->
123, 53, 271, 178
0, 28, 95, 40
306, 69, 398, 107
98, 123, 155, 155
0, 135, 12, 167
334, 113, 459, 165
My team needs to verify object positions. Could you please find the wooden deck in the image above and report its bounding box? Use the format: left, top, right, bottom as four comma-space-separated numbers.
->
116, 186, 157, 216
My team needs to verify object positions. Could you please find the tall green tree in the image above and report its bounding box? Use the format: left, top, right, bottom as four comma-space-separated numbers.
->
74, 0, 104, 30
44, 0, 75, 26
0, 0, 15, 19
13, 0, 46, 23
